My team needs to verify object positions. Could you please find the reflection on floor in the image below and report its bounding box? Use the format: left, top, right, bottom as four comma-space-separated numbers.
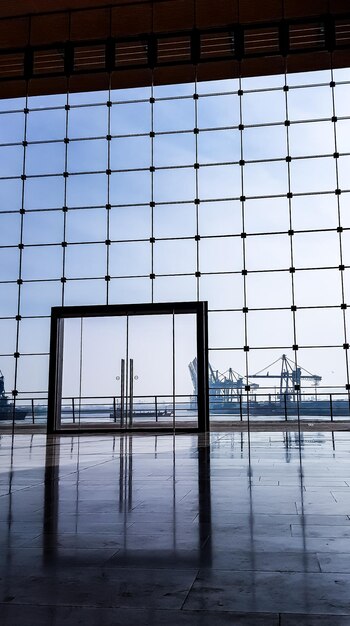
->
1, 431, 350, 625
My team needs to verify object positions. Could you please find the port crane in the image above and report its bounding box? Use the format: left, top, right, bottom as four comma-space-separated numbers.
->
189, 358, 259, 404
248, 354, 322, 401
189, 355, 321, 403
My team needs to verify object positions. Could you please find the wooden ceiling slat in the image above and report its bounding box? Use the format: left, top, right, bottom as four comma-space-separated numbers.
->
70, 7, 110, 40
31, 13, 70, 45
0, 1, 349, 100
0, 17, 29, 48
111, 4, 152, 37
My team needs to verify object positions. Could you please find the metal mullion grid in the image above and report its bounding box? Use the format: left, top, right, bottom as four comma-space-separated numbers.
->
331, 66, 350, 394
194, 71, 200, 302
106, 77, 112, 304
283, 70, 298, 377
11, 93, 29, 422
2, 109, 350, 149
61, 86, 70, 306
149, 0, 156, 304
3, 188, 350, 218
239, 77, 250, 419
150, 80, 155, 303
2, 149, 350, 181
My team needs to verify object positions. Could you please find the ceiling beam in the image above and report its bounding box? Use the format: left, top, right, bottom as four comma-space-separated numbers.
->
0, 1, 349, 98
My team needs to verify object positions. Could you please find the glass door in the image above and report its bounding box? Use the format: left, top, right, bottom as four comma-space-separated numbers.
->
48, 302, 208, 433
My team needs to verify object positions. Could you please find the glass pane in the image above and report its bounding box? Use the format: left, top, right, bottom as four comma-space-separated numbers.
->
153, 275, 196, 302
199, 163, 241, 199
154, 203, 196, 238
294, 269, 342, 307
243, 89, 285, 124
19, 318, 50, 354
28, 93, 67, 108
198, 78, 239, 95
198, 130, 240, 164
200, 273, 243, 310
292, 195, 339, 230
66, 208, 106, 243
209, 311, 245, 349
67, 173, 107, 207
61, 316, 127, 427
174, 313, 197, 427
26, 108, 66, 142
22, 211, 63, 245
25, 176, 64, 210
247, 272, 291, 309
26, 143, 65, 176
296, 308, 344, 347
109, 278, 151, 304
288, 85, 333, 120
244, 197, 289, 234
336, 120, 350, 153
208, 348, 247, 418
297, 346, 345, 395
0, 213, 21, 245
198, 92, 239, 126
17, 354, 49, 393
0, 178, 22, 212
128, 314, 173, 428
154, 98, 194, 132
110, 206, 150, 241
0, 97, 25, 112
248, 310, 294, 348
0, 356, 16, 399
0, 112, 25, 143
245, 234, 290, 271
200, 236, 242, 273
68, 104, 108, 138
290, 158, 335, 194
111, 102, 150, 135
293, 231, 340, 268
244, 125, 287, 160
0, 283, 18, 317
0, 248, 19, 281
244, 161, 287, 196
110, 171, 150, 205
289, 121, 334, 157
110, 242, 150, 276
154, 169, 195, 203
0, 145, 23, 176
111, 136, 150, 170
64, 280, 106, 306
199, 200, 241, 237
334, 83, 350, 117
154, 239, 196, 275
65, 243, 106, 279
154, 133, 194, 167
21, 246, 62, 280
337, 155, 350, 191
68, 139, 107, 173
0, 319, 17, 354
20, 281, 62, 316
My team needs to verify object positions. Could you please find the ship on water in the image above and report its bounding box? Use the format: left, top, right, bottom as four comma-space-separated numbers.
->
189, 355, 350, 418
0, 371, 27, 421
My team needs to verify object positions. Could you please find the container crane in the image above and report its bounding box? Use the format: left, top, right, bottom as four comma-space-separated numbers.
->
189, 358, 259, 406
248, 354, 322, 401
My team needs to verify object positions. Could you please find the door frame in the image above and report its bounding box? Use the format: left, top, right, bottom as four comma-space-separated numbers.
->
47, 301, 209, 434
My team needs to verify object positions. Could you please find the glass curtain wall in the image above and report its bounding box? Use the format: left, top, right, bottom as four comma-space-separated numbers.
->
1, 63, 350, 425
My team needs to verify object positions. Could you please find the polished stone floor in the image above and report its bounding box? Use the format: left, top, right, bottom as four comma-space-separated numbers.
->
0, 430, 350, 625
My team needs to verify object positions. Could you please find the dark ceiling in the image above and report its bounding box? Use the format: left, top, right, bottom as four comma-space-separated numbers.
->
0, 0, 349, 98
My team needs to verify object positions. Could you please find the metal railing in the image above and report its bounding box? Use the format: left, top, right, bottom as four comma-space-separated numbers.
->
1, 390, 350, 426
